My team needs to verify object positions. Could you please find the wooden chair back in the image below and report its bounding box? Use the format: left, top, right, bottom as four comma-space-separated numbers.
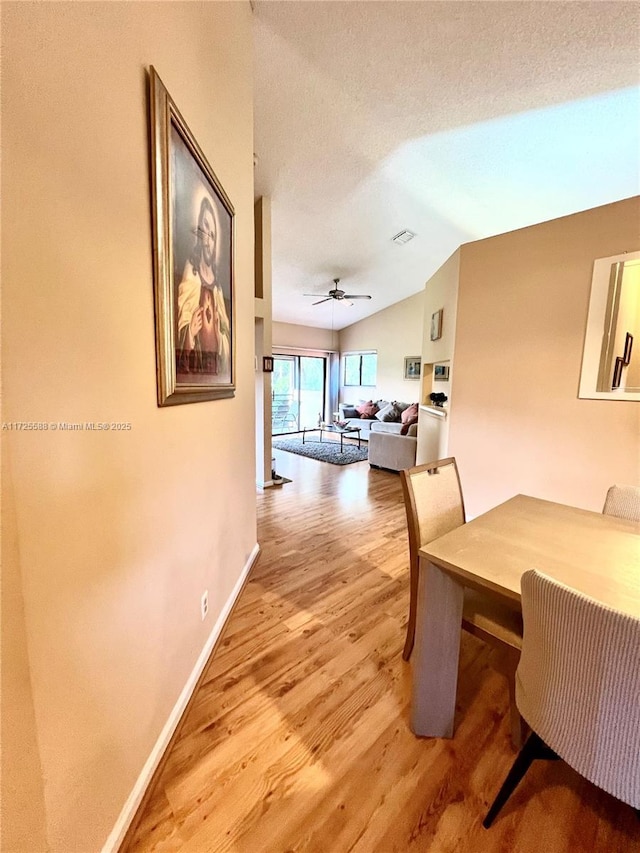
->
400, 457, 465, 576
399, 458, 466, 664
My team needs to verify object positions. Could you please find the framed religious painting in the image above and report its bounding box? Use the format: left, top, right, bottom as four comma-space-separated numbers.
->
149, 66, 235, 405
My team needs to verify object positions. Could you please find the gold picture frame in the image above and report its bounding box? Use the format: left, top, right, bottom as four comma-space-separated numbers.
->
149, 67, 235, 405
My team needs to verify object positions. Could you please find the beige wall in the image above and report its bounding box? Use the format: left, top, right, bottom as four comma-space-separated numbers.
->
1, 441, 49, 851
273, 321, 338, 352
338, 291, 425, 403
450, 197, 640, 519
420, 248, 460, 404
421, 250, 460, 368
1, 3, 255, 851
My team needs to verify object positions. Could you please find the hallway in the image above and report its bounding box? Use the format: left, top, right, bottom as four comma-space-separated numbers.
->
125, 451, 640, 852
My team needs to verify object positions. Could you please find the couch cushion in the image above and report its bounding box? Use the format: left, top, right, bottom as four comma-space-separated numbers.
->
371, 421, 404, 435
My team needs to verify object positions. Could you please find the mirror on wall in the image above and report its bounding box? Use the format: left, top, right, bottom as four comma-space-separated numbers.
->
579, 251, 640, 400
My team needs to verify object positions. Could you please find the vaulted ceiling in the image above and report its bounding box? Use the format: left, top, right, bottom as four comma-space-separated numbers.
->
253, 1, 640, 331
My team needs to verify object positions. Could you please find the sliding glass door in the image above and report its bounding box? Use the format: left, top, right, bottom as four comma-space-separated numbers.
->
272, 355, 326, 434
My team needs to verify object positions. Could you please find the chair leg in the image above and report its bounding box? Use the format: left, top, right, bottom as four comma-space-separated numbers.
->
402, 559, 419, 661
483, 732, 558, 828
508, 697, 527, 752
506, 654, 527, 750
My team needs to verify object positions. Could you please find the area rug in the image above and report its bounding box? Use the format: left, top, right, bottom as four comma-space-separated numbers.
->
272, 438, 368, 466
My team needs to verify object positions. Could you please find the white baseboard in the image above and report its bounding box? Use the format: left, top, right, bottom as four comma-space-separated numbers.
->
102, 542, 260, 853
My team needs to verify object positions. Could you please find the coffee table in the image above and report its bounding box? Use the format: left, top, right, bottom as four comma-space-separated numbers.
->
302, 423, 362, 452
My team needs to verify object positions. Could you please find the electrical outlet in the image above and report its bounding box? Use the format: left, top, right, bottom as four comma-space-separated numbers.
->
200, 590, 209, 621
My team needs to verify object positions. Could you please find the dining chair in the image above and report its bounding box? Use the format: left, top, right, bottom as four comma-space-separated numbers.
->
400, 457, 524, 747
602, 484, 640, 522
484, 569, 640, 828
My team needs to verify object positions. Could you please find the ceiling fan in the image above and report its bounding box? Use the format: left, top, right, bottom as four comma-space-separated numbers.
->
304, 278, 372, 306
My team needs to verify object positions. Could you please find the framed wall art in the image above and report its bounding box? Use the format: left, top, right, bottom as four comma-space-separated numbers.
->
623, 332, 633, 365
149, 66, 235, 405
434, 364, 450, 381
404, 356, 421, 380
430, 308, 443, 341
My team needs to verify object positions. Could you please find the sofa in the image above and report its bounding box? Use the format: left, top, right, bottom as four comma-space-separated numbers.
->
338, 399, 419, 439
338, 399, 419, 472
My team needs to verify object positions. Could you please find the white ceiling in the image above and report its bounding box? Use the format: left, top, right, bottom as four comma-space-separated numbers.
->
253, 1, 640, 331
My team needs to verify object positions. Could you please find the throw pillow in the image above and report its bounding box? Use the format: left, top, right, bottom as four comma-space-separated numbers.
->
356, 400, 379, 419
384, 403, 402, 422
400, 416, 418, 436
394, 401, 411, 413
401, 403, 419, 424
375, 402, 396, 421
342, 406, 359, 418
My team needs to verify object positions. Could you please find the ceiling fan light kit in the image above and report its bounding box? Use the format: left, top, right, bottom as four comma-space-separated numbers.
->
304, 278, 372, 306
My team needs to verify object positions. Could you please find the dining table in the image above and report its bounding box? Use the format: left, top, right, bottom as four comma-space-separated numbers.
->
412, 494, 640, 738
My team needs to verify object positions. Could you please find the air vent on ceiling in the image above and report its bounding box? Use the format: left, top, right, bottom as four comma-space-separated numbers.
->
392, 229, 416, 245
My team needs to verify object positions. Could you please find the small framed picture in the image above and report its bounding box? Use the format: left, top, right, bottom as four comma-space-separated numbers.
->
612, 356, 624, 390
434, 364, 450, 382
262, 356, 274, 372
430, 308, 443, 341
624, 332, 633, 365
404, 356, 421, 380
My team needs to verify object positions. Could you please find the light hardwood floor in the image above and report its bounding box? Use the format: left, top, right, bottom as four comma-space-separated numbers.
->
124, 446, 640, 852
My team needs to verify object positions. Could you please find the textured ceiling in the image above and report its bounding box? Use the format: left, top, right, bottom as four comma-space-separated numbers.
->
253, 1, 640, 331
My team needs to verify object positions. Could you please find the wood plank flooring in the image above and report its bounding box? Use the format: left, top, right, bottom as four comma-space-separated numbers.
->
124, 446, 640, 852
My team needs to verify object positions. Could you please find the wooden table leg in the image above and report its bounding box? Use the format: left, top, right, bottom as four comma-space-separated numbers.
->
411, 558, 464, 738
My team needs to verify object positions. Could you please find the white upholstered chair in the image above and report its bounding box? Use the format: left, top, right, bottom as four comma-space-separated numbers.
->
603, 484, 640, 522
484, 569, 640, 827
400, 458, 524, 747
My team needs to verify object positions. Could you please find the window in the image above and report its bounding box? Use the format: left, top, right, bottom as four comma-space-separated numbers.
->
344, 352, 377, 386
272, 354, 327, 434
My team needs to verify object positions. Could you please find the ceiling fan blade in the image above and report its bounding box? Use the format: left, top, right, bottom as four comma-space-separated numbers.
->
343, 294, 372, 300
312, 297, 332, 305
